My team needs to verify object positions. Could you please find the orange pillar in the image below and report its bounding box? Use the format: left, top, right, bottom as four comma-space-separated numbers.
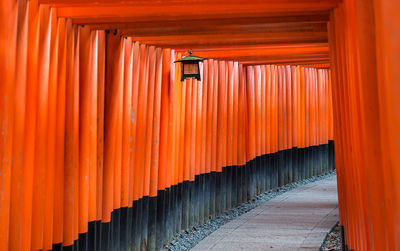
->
0, 0, 17, 249
121, 37, 133, 208
8, 0, 28, 249
78, 25, 91, 236
63, 19, 77, 248
53, 17, 67, 247
96, 30, 106, 222
43, 10, 59, 250
31, 6, 51, 250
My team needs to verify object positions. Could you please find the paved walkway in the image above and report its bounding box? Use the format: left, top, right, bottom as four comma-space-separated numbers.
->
192, 176, 338, 251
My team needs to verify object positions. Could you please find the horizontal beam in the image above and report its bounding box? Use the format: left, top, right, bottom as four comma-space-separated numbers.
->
240, 57, 330, 65
127, 32, 328, 48
119, 22, 327, 37
86, 14, 330, 30
56, 3, 336, 23
45, 0, 341, 9
299, 63, 330, 68
174, 42, 328, 51
190, 46, 329, 59
170, 43, 328, 51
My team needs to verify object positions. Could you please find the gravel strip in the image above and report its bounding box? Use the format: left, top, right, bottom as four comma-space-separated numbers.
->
164, 171, 337, 251
320, 222, 342, 251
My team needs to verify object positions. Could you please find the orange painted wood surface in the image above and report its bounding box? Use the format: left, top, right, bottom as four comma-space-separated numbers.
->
4, 0, 399, 250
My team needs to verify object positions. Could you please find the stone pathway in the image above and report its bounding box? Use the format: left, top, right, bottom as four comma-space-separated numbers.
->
192, 175, 338, 251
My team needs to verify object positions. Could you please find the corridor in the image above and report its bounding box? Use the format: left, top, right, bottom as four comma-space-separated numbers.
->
193, 176, 338, 251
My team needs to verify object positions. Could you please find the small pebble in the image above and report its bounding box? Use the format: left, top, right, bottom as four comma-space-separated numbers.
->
320, 223, 342, 251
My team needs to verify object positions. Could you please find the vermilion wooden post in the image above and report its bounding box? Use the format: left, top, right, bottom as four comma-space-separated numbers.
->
130, 42, 141, 203
266, 65, 272, 155
286, 66, 293, 152
183, 77, 192, 183
374, 1, 400, 250
292, 67, 298, 150
333, 7, 350, 245
254, 65, 261, 192
107, 32, 125, 251
327, 70, 333, 142
196, 77, 203, 177
190, 78, 197, 182
121, 37, 133, 209
53, 17, 67, 249
232, 62, 239, 202
201, 60, 209, 177
31, 6, 51, 250
159, 48, 171, 194
0, 0, 17, 249
282, 66, 288, 153
238, 63, 246, 201
144, 46, 156, 198
120, 36, 133, 250
177, 52, 186, 186
148, 47, 163, 250
227, 61, 234, 167
134, 44, 149, 209
211, 60, 219, 173
374, 0, 400, 169
176, 52, 186, 228
96, 30, 106, 224
270, 66, 277, 156
293, 66, 300, 180
238, 64, 246, 166
78, 25, 91, 241
182, 69, 192, 229
210, 60, 219, 215
318, 70, 323, 146
277, 66, 283, 153
190, 76, 198, 224
304, 68, 310, 178
196, 72, 203, 220
272, 65, 278, 186
113, 42, 124, 251
198, 60, 207, 221
245, 66, 255, 198
103, 31, 120, 225
87, 30, 98, 235
168, 50, 176, 191
63, 19, 77, 249
311, 67, 316, 174
217, 61, 227, 173
43, 9, 58, 250
276, 66, 284, 185
141, 45, 158, 249
9, 0, 28, 249
254, 66, 261, 158
286, 65, 293, 181
232, 62, 239, 166
205, 59, 214, 213
260, 65, 266, 157
156, 47, 169, 248
246, 66, 256, 163
299, 67, 305, 151
72, 25, 80, 245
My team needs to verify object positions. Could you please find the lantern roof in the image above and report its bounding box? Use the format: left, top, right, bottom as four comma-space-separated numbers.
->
175, 51, 206, 63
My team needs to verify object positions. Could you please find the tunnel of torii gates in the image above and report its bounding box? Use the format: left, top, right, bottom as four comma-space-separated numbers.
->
0, 0, 399, 250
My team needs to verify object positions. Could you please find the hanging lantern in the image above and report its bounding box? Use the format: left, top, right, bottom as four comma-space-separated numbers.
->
175, 50, 206, 81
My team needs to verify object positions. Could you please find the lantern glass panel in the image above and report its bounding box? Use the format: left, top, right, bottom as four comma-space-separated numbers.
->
184, 63, 199, 75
